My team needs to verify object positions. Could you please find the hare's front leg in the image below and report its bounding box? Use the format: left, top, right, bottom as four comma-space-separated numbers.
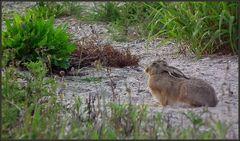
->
152, 90, 168, 106
159, 93, 168, 106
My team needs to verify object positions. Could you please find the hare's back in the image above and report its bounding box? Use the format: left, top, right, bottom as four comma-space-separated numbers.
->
182, 78, 218, 107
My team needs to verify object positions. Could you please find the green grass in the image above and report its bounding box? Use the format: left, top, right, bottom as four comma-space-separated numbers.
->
145, 2, 238, 55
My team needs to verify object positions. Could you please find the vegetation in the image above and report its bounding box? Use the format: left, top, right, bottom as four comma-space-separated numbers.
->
2, 52, 61, 138
2, 8, 76, 70
1, 1, 237, 140
87, 2, 162, 41
71, 43, 139, 69
84, 2, 238, 55
13, 2, 237, 55
1, 49, 235, 139
33, 2, 83, 19
147, 2, 238, 55
1, 52, 234, 139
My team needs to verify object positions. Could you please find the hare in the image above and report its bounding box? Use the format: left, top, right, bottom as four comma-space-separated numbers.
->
144, 59, 218, 107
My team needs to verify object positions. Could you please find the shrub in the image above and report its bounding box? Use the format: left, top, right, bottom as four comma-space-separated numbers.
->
2, 9, 76, 70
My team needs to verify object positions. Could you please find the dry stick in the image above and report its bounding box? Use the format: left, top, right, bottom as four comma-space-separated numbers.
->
106, 67, 117, 102
124, 82, 132, 105
92, 65, 102, 119
5, 99, 22, 112
220, 60, 231, 99
76, 24, 87, 73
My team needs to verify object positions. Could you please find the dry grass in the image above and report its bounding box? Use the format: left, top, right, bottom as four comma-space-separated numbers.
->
70, 38, 140, 69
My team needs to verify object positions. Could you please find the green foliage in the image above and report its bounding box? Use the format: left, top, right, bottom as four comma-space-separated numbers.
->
2, 9, 76, 69
148, 2, 238, 55
2, 60, 61, 139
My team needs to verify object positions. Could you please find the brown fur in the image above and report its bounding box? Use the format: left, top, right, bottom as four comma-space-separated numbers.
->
144, 59, 218, 107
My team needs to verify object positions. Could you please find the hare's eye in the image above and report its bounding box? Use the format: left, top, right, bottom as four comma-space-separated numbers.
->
152, 62, 157, 66
160, 61, 167, 66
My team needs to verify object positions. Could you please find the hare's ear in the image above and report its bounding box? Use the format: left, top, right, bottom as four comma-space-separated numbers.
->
167, 67, 189, 79
156, 60, 168, 66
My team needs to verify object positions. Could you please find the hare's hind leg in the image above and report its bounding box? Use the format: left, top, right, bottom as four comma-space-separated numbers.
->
180, 92, 204, 107
179, 85, 203, 107
159, 94, 168, 106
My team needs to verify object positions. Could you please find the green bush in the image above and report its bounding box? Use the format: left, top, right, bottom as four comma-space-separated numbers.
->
2, 9, 76, 69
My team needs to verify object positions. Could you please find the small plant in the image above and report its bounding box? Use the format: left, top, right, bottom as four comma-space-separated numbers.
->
31, 2, 66, 19
2, 9, 76, 70
88, 2, 121, 22
33, 2, 83, 19
61, 2, 83, 18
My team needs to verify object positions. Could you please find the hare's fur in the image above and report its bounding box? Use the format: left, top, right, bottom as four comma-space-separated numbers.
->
145, 59, 218, 107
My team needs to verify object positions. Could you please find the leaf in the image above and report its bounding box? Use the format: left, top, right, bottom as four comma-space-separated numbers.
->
32, 104, 41, 131
38, 36, 48, 47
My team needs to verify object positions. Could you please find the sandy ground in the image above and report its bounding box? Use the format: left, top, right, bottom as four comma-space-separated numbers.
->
2, 2, 239, 139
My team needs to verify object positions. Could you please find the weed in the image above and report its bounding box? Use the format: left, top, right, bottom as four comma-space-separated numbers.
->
2, 60, 62, 139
